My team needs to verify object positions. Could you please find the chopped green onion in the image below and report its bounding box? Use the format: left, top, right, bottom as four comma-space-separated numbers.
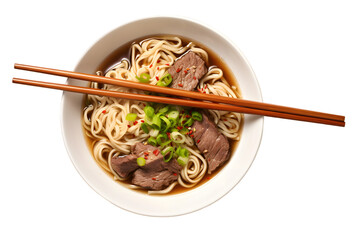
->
148, 136, 157, 146
179, 127, 189, 135
151, 114, 161, 130
144, 115, 153, 125
126, 113, 137, 121
191, 111, 202, 121
156, 133, 171, 147
168, 110, 179, 120
156, 73, 173, 87
169, 118, 177, 128
170, 127, 179, 132
136, 73, 151, 83
158, 106, 169, 115
183, 118, 194, 127
149, 129, 159, 137
179, 113, 187, 126
144, 105, 155, 118
141, 122, 149, 134
176, 146, 189, 158
161, 146, 174, 162
177, 156, 189, 166
160, 116, 171, 132
170, 132, 186, 144
137, 157, 146, 166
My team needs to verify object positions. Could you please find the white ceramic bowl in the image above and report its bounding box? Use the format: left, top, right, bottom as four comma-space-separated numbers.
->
61, 17, 263, 216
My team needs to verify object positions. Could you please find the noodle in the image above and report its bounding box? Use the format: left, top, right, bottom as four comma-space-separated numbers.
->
82, 36, 243, 194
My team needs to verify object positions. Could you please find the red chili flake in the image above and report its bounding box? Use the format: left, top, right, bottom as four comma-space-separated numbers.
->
153, 149, 160, 156
157, 67, 160, 70
197, 139, 200, 143
223, 118, 227, 121
152, 178, 156, 180
178, 83, 183, 87
144, 152, 149, 155
144, 156, 148, 160
149, 64, 153, 68
205, 85, 207, 89
197, 88, 202, 92
157, 60, 160, 63
185, 115, 190, 118
189, 130, 193, 134
190, 134, 194, 138
207, 177, 211, 180
184, 70, 187, 74
127, 125, 131, 128
176, 68, 181, 73
165, 63, 169, 66
102, 110, 106, 113
193, 77, 196, 80
166, 132, 171, 139
133, 121, 138, 125
141, 120, 145, 123
201, 88, 204, 91
176, 126, 183, 130
156, 76, 159, 81
173, 173, 177, 176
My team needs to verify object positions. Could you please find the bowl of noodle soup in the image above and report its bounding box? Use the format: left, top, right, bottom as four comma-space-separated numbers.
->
61, 17, 263, 216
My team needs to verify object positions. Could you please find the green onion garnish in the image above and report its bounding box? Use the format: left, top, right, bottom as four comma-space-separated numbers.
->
179, 127, 189, 135
176, 147, 189, 158
137, 157, 146, 166
151, 114, 161, 130
170, 132, 186, 144
136, 73, 151, 83
177, 156, 189, 166
158, 105, 169, 115
167, 110, 179, 120
156, 133, 171, 147
191, 111, 202, 121
148, 136, 157, 146
161, 146, 174, 162
141, 122, 149, 134
156, 73, 173, 87
144, 105, 155, 118
160, 116, 171, 132
126, 113, 137, 121
149, 129, 159, 137
183, 118, 194, 127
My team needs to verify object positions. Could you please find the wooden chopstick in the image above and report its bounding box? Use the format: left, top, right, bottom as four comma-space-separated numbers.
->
12, 77, 345, 127
14, 63, 345, 122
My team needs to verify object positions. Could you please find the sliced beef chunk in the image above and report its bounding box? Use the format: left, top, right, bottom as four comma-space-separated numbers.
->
110, 154, 138, 178
132, 168, 178, 191
192, 113, 230, 174
111, 142, 182, 191
168, 51, 207, 91
131, 158, 181, 191
131, 143, 181, 173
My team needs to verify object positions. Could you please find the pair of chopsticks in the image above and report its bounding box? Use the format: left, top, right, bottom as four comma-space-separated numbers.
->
12, 63, 345, 127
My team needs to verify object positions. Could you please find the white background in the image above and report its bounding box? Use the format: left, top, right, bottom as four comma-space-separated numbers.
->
1, 0, 359, 239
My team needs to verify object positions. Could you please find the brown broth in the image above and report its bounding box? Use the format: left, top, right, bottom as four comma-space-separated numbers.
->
83, 35, 244, 195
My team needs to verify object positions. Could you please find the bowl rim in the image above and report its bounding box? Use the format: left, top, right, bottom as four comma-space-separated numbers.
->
60, 16, 264, 216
